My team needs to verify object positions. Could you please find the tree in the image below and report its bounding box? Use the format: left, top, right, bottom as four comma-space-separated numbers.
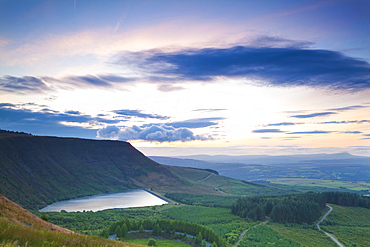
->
148, 238, 157, 246
152, 224, 162, 236
122, 223, 128, 237
195, 232, 203, 244
115, 225, 122, 237
139, 224, 145, 233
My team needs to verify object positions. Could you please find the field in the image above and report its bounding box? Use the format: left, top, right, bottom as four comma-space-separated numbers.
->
268, 223, 337, 246
265, 178, 370, 192
126, 238, 192, 247
320, 204, 370, 247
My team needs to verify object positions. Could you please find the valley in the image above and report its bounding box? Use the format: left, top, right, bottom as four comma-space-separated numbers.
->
1, 130, 370, 246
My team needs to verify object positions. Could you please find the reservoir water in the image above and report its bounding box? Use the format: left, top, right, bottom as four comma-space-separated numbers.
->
39, 189, 169, 212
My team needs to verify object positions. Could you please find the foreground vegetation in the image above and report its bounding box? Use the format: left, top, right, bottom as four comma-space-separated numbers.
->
0, 194, 138, 247
0, 220, 138, 247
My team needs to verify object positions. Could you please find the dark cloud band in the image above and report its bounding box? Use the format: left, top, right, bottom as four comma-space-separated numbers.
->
120, 46, 370, 91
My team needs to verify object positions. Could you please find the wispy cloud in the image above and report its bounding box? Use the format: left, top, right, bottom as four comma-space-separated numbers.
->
320, 120, 370, 124
252, 129, 285, 133
193, 108, 227, 112
329, 105, 367, 111
287, 131, 332, 134
0, 74, 137, 94
97, 124, 212, 142
341, 131, 362, 134
113, 109, 168, 120
157, 84, 185, 92
166, 118, 224, 129
266, 122, 300, 126
0, 76, 49, 93
290, 112, 336, 118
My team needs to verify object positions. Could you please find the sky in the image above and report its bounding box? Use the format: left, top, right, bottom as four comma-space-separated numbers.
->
0, 0, 369, 157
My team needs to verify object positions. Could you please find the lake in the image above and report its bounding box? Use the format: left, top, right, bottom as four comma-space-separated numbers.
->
39, 189, 169, 212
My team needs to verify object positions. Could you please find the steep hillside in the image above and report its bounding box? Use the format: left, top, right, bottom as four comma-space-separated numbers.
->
0, 130, 217, 209
0, 194, 74, 234
0, 194, 140, 246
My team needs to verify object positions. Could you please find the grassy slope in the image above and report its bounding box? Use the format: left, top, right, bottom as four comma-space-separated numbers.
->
0, 194, 141, 247
321, 204, 370, 247
268, 223, 337, 247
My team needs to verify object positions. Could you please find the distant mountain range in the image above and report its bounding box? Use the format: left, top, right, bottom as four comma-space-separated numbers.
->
149, 153, 370, 181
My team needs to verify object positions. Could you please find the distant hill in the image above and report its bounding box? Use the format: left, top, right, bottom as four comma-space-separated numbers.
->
150, 153, 370, 181
0, 130, 229, 209
173, 152, 366, 164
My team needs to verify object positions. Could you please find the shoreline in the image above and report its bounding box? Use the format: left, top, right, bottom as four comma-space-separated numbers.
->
143, 189, 173, 203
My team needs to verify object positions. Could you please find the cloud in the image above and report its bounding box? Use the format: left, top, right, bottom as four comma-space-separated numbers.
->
290, 112, 336, 118
0, 75, 49, 93
319, 120, 370, 124
65, 110, 82, 115
0, 105, 98, 138
0, 103, 15, 107
0, 103, 120, 138
287, 131, 332, 134
97, 124, 212, 142
266, 122, 299, 126
166, 118, 224, 129
0, 74, 137, 93
249, 35, 314, 49
252, 129, 285, 133
113, 109, 168, 120
116, 45, 370, 91
341, 131, 362, 134
157, 84, 185, 92
329, 105, 367, 111
193, 108, 227, 112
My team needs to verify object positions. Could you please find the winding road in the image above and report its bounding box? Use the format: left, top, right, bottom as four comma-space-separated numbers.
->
233, 220, 268, 247
317, 205, 345, 247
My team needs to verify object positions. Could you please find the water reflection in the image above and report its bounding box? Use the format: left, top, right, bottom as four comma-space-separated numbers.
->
39, 189, 168, 212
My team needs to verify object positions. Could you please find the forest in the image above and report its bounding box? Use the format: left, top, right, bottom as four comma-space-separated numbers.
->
231, 192, 370, 224
101, 218, 227, 247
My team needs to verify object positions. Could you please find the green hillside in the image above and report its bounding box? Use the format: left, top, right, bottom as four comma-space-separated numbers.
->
0, 130, 216, 209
